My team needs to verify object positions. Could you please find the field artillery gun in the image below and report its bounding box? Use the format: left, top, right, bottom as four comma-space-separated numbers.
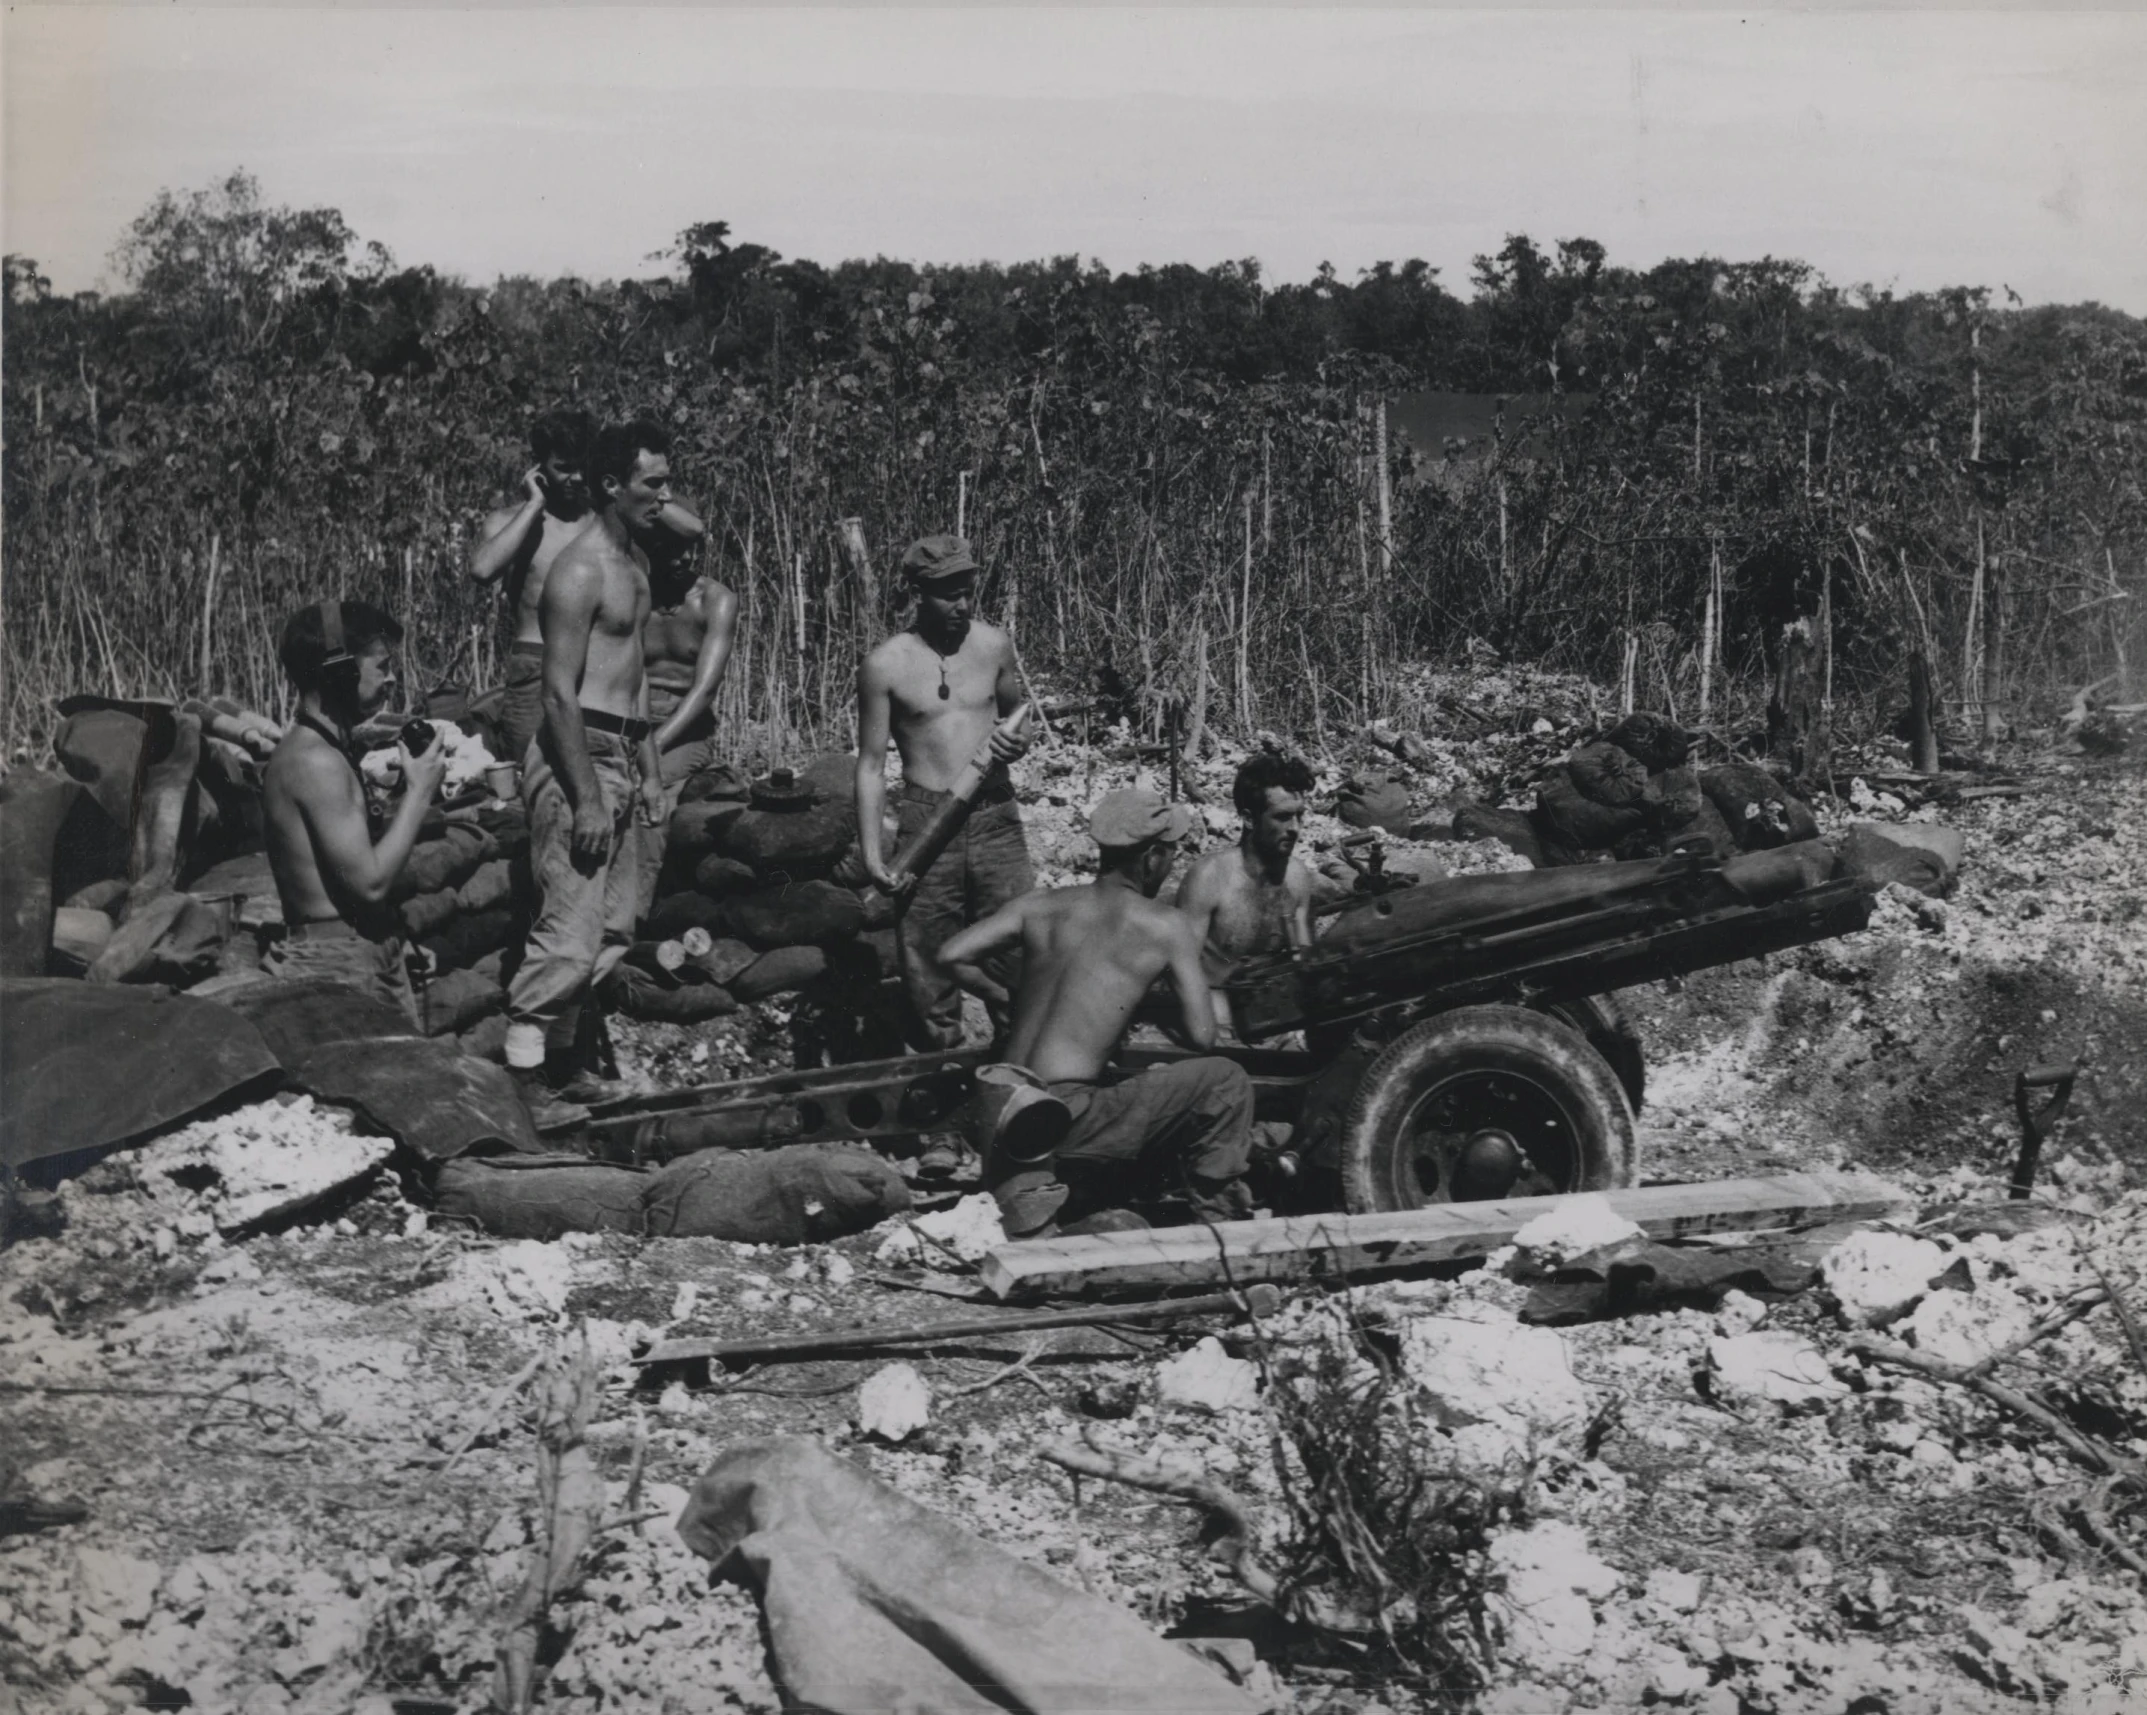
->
573, 843, 1875, 1219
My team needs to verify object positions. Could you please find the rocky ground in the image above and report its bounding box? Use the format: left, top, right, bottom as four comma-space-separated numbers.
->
3, 670, 2143, 1715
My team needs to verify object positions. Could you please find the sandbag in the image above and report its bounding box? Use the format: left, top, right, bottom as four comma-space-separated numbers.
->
217, 975, 414, 1064
1567, 741, 1651, 807
426, 965, 504, 1036
470, 801, 530, 863
284, 1035, 538, 1161
1721, 839, 1839, 903
0, 979, 280, 1171
1700, 764, 1819, 851
1837, 826, 1949, 897
612, 966, 739, 1023
49, 906, 115, 973
432, 1154, 647, 1239
126, 710, 205, 904
674, 1438, 1258, 1715
642, 891, 729, 940
1603, 713, 1691, 771
401, 888, 462, 939
731, 944, 828, 1002
420, 906, 514, 973
64, 878, 131, 914
391, 823, 494, 902
1531, 771, 1647, 858
1, 770, 79, 977
852, 879, 898, 929
718, 801, 856, 876
1335, 772, 1412, 835
692, 936, 760, 987
184, 851, 278, 921
797, 752, 859, 804
721, 881, 865, 950
459, 1012, 510, 1064
693, 854, 760, 898
1449, 802, 1544, 867
87, 892, 228, 987
666, 801, 750, 865
640, 1145, 909, 1243
54, 707, 151, 829
678, 762, 751, 806
456, 858, 514, 915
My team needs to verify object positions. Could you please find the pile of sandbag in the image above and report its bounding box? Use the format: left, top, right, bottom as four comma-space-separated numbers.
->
1523, 715, 1817, 867
624, 754, 900, 1028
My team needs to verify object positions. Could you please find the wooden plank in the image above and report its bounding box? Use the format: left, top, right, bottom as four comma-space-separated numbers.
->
978, 1170, 1913, 1300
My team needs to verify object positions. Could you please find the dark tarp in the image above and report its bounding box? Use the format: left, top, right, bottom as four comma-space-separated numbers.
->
214, 976, 413, 1064
284, 1035, 539, 1160
0, 979, 279, 1169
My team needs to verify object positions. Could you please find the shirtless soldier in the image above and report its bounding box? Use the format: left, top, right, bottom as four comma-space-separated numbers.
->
637, 546, 740, 913
1175, 752, 1318, 1025
261, 600, 448, 1024
855, 534, 1034, 1051
467, 408, 596, 769
501, 420, 673, 1122
937, 787, 1258, 1236
469, 408, 704, 770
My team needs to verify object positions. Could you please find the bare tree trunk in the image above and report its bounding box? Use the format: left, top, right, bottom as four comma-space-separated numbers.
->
1982, 540, 2006, 743
836, 517, 880, 647
1768, 618, 1821, 783
1907, 647, 1941, 775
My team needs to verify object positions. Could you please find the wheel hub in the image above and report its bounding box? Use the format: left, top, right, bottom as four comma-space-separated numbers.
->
1449, 1128, 1526, 1199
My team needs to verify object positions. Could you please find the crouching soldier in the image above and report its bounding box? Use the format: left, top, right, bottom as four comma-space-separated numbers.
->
261, 600, 447, 1023
935, 787, 1258, 1236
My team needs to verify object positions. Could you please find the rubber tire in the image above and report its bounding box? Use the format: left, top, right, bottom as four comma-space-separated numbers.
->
1544, 992, 1646, 1116
1338, 1004, 1638, 1214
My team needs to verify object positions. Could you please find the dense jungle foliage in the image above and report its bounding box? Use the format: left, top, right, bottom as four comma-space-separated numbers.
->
5, 171, 2143, 757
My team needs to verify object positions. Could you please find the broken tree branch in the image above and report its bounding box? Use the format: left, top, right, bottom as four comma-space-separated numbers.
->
1848, 1333, 2138, 1481
1040, 1435, 1280, 1606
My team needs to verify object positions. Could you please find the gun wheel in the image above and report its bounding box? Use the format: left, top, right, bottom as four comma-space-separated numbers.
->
1338, 1004, 1638, 1214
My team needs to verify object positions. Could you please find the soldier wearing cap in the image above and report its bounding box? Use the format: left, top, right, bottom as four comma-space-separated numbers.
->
935, 786, 1258, 1235
856, 532, 1036, 1052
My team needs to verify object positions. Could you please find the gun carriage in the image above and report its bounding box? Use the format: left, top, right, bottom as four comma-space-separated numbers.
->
574, 845, 1874, 1218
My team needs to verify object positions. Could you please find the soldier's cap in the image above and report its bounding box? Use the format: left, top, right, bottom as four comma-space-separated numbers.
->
1089, 787, 1196, 850
900, 534, 979, 583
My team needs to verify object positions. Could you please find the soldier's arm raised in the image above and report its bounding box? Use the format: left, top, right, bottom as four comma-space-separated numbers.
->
469, 475, 546, 585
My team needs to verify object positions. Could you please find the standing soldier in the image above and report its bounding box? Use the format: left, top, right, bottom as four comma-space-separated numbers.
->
501, 421, 674, 1123
855, 534, 1035, 1054
636, 543, 740, 913
467, 408, 597, 770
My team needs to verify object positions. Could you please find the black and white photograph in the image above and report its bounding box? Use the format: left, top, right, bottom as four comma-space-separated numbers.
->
3, 3, 2144, 1711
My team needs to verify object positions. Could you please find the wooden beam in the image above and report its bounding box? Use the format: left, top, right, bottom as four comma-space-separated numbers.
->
979, 1170, 1913, 1300
636, 1284, 1282, 1369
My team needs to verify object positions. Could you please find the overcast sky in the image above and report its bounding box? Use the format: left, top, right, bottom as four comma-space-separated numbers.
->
6, 5, 2144, 310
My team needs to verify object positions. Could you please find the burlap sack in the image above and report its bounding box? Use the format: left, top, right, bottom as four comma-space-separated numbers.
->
721, 881, 865, 950
640, 1145, 908, 1243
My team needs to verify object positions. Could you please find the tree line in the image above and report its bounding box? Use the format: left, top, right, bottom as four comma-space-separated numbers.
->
4, 171, 2142, 761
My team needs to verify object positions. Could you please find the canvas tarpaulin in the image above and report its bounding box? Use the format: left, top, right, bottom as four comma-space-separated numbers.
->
0, 979, 279, 1169
284, 1035, 540, 1161
675, 1437, 1263, 1715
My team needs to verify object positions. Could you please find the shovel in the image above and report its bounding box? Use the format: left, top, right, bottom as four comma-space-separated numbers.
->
2007, 1063, 2077, 1200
